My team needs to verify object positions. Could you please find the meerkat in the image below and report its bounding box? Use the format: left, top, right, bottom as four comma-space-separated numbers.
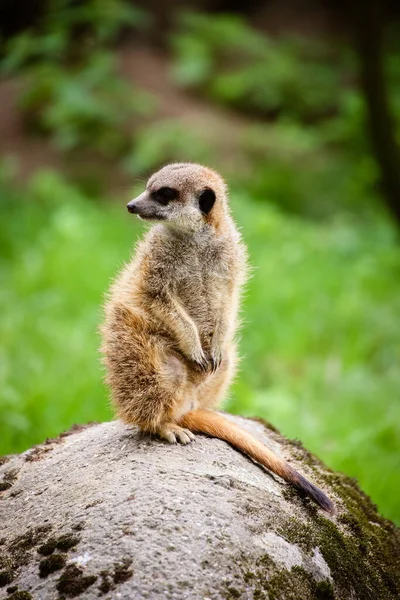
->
101, 162, 334, 514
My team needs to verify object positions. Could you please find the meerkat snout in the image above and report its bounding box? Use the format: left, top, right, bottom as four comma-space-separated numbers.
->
127, 200, 139, 214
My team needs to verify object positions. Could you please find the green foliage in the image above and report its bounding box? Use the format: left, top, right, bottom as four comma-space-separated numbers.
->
235, 119, 382, 219
171, 12, 347, 122
0, 168, 399, 525
170, 13, 400, 220
124, 120, 216, 175
1, 0, 148, 71
0, 0, 153, 156
168, 12, 391, 220
20, 52, 153, 154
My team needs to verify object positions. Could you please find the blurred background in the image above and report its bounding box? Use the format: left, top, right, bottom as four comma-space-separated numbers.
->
0, 0, 399, 524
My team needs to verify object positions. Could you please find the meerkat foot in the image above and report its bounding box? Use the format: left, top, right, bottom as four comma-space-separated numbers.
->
158, 424, 195, 445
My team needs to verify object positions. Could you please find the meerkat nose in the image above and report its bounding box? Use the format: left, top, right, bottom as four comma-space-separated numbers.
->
127, 200, 139, 214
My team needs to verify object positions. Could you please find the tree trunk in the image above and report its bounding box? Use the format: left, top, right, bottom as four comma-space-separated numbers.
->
352, 0, 400, 224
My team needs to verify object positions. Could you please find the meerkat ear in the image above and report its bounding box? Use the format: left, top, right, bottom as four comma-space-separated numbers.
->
198, 188, 216, 215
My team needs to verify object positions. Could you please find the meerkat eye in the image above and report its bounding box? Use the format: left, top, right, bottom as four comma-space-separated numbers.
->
198, 188, 216, 215
152, 187, 178, 206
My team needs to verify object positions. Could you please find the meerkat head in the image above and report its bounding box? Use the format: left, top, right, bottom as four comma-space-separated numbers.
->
127, 163, 228, 232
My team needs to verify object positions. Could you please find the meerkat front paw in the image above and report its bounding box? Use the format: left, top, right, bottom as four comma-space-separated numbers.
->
209, 341, 224, 372
210, 349, 223, 373
190, 347, 211, 372
158, 424, 195, 445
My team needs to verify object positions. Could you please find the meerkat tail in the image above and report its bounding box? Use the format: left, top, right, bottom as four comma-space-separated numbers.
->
179, 409, 335, 514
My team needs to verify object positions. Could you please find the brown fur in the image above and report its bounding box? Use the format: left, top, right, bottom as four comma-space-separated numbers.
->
101, 162, 334, 513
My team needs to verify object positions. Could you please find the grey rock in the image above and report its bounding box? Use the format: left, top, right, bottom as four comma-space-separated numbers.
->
0, 415, 399, 600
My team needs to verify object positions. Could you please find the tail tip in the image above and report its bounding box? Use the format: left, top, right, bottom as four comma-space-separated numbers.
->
292, 469, 335, 514
317, 491, 336, 515
308, 485, 336, 515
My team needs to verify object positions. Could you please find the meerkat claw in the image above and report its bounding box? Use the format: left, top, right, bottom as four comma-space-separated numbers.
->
176, 428, 195, 444
211, 358, 220, 373
210, 353, 222, 373
162, 430, 177, 444
194, 358, 210, 373
182, 428, 195, 442
158, 425, 195, 445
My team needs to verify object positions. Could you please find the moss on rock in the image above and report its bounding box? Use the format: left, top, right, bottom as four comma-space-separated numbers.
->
113, 558, 133, 584
7, 591, 33, 600
37, 532, 80, 556
237, 557, 336, 600
39, 553, 66, 577
98, 571, 114, 595
248, 416, 281, 434
56, 564, 97, 597
0, 569, 14, 587
0, 469, 19, 492
55, 533, 80, 552
273, 509, 399, 600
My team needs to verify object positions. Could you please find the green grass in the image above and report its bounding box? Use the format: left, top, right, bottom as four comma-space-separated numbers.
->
227, 196, 400, 525
0, 171, 137, 448
0, 170, 399, 525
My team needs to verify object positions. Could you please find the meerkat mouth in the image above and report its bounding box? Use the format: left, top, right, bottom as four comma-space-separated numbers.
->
136, 213, 167, 222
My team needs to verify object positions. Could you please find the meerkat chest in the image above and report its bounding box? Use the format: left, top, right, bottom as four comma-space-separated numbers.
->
174, 240, 232, 287
175, 267, 228, 306
172, 240, 235, 329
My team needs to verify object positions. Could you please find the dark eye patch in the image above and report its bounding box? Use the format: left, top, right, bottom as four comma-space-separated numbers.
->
151, 187, 178, 206
199, 188, 216, 215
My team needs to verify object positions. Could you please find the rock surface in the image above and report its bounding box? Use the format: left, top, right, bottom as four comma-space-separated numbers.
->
0, 415, 399, 600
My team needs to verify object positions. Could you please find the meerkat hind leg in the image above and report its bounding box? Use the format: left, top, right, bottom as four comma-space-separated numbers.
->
158, 423, 195, 445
